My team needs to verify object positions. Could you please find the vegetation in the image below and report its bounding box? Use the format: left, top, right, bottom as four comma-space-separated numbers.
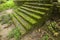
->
0, 0, 60, 40
0, 1, 15, 12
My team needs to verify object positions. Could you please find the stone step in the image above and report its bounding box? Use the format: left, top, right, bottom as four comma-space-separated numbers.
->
17, 8, 42, 20
20, 6, 45, 15
10, 14, 26, 35
15, 9, 37, 24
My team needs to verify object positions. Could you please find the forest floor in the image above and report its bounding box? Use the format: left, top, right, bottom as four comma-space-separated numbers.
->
21, 19, 60, 40
0, 9, 15, 40
0, 9, 60, 40
21, 28, 50, 40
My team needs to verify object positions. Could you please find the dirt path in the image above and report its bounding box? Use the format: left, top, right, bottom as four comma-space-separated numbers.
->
0, 9, 15, 40
0, 24, 15, 40
0, 9, 13, 17
20, 26, 49, 40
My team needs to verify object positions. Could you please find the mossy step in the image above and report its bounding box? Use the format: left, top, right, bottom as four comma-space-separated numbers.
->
17, 8, 42, 19
10, 14, 26, 35
20, 6, 45, 15
25, 3, 53, 6
22, 5, 50, 12
24, 2, 40, 4
13, 12, 32, 30
23, 5, 49, 10
25, 3, 53, 8
14, 9, 37, 24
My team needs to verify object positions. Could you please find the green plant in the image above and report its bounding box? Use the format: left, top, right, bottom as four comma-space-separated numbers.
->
47, 21, 59, 36
41, 34, 49, 40
0, 1, 15, 12
8, 26, 21, 40
0, 14, 12, 25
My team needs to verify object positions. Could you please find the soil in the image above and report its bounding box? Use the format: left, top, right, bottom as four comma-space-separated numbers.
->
21, 28, 46, 40
0, 9, 60, 40
0, 9, 15, 40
